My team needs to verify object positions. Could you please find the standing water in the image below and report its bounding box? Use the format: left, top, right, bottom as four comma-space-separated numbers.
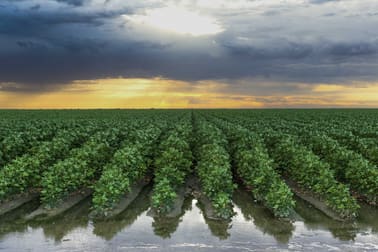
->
0, 187, 377, 251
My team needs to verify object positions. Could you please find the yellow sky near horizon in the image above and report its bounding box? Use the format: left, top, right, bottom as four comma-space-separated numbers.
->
1, 78, 378, 108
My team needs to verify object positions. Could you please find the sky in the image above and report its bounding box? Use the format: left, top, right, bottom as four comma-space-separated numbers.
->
1, 0, 378, 108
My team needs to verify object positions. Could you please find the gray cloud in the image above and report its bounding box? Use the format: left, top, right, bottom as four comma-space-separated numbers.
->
327, 42, 378, 56
55, 0, 86, 6
0, 0, 378, 92
309, 0, 340, 4
30, 4, 40, 10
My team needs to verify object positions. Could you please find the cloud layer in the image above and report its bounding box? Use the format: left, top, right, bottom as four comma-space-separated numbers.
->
0, 0, 378, 92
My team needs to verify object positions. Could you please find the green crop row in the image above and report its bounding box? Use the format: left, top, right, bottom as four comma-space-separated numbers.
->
193, 115, 235, 219
329, 131, 378, 167
151, 121, 193, 214
0, 124, 98, 202
0, 121, 64, 167
264, 119, 378, 206
296, 132, 378, 204
40, 126, 125, 207
210, 117, 295, 218
263, 131, 359, 220
92, 124, 161, 216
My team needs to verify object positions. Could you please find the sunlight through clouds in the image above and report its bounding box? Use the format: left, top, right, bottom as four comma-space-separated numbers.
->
1, 78, 378, 108
123, 5, 224, 36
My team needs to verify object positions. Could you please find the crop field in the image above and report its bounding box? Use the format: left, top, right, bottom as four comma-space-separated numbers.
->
0, 109, 378, 251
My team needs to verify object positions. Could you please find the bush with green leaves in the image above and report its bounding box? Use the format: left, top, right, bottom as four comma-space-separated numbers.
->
196, 143, 235, 219
0, 121, 61, 168
193, 116, 235, 219
92, 125, 161, 215
40, 128, 122, 207
330, 132, 378, 167
264, 132, 359, 219
0, 125, 97, 202
151, 122, 192, 214
213, 119, 295, 218
298, 133, 378, 204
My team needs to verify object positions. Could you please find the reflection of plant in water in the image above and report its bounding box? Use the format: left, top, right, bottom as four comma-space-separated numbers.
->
37, 198, 90, 242
152, 195, 193, 239
0, 219, 29, 239
294, 196, 359, 241
233, 189, 295, 244
93, 187, 151, 240
195, 200, 231, 240
203, 217, 231, 240
0, 199, 39, 239
152, 216, 180, 239
357, 203, 378, 235
330, 226, 359, 241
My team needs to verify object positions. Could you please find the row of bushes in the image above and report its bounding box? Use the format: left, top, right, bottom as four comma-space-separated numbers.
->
297, 131, 378, 205
0, 121, 64, 167
151, 121, 193, 214
193, 115, 235, 219
40, 125, 125, 208
211, 117, 295, 218
264, 131, 359, 220
92, 124, 162, 216
0, 124, 99, 202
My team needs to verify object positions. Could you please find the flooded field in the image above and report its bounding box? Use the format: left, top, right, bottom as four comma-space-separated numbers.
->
0, 188, 377, 252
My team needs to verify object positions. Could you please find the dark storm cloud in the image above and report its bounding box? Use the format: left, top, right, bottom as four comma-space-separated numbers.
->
221, 42, 314, 60
55, 0, 86, 6
0, 0, 378, 92
327, 42, 378, 56
222, 40, 378, 60
0, 9, 123, 37
30, 4, 40, 10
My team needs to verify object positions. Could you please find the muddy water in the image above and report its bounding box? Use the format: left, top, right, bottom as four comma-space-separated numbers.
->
0, 188, 377, 252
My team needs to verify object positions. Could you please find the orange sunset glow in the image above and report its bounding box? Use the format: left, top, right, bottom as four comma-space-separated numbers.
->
1, 78, 378, 108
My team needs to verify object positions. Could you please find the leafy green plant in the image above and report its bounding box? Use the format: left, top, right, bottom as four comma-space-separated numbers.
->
193, 115, 235, 219
0, 125, 97, 202
40, 128, 121, 207
299, 133, 378, 204
265, 132, 359, 219
92, 127, 159, 215
210, 118, 295, 218
151, 121, 192, 214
